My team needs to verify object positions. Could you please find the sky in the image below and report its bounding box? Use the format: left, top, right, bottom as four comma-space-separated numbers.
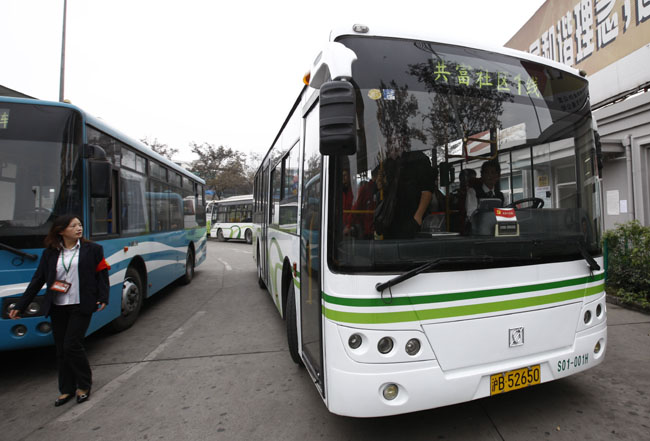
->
2, 0, 547, 162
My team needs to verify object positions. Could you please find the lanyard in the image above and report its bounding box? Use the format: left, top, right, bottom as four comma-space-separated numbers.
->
62, 247, 78, 274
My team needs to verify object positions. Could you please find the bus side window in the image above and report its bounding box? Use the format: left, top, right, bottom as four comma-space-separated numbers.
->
91, 169, 117, 236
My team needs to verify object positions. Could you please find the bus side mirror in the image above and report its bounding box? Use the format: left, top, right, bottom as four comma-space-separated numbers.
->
319, 81, 357, 156
593, 130, 603, 177
89, 161, 111, 198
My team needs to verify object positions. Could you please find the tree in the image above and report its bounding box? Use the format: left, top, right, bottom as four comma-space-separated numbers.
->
189, 142, 253, 199
140, 137, 179, 160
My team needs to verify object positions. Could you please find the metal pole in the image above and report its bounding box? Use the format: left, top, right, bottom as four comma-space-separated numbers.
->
59, 0, 67, 102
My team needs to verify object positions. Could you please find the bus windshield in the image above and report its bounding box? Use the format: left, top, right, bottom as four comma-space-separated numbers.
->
0, 103, 83, 249
330, 36, 602, 272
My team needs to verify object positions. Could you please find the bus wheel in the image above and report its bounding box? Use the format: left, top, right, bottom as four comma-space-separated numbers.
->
257, 247, 266, 289
217, 229, 225, 242
286, 283, 303, 366
111, 268, 143, 332
245, 229, 252, 244
179, 248, 195, 285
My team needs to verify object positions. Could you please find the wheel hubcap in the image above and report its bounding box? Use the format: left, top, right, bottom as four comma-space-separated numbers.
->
122, 280, 139, 314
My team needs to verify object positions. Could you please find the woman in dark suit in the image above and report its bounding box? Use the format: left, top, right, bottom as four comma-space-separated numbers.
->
9, 214, 110, 406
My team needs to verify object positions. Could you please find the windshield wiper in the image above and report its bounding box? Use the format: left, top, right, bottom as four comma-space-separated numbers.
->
575, 241, 600, 272
532, 237, 600, 273
375, 256, 494, 292
0, 242, 38, 261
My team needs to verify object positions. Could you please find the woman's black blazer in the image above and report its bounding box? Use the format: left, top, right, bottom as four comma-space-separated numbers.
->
16, 241, 110, 317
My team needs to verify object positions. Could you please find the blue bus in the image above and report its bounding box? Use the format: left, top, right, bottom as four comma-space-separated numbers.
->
0, 97, 207, 351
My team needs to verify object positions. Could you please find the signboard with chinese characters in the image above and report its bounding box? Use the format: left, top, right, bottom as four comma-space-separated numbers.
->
506, 0, 650, 105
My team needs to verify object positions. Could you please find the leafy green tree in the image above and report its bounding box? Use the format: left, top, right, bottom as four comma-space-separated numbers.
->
604, 220, 650, 307
189, 142, 253, 199
140, 137, 179, 160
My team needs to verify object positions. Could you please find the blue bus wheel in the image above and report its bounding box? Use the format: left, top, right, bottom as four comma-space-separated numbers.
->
179, 248, 195, 285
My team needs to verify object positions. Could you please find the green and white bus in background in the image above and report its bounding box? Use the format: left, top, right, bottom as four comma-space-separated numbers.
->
252, 24, 606, 417
209, 194, 253, 243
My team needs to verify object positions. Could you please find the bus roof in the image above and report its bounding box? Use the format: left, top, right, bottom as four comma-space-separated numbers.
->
0, 96, 205, 185
213, 194, 253, 205
255, 25, 584, 176
329, 24, 582, 77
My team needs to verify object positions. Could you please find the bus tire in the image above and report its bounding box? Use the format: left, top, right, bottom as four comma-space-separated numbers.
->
216, 229, 226, 242
179, 248, 194, 285
256, 246, 266, 289
286, 283, 303, 366
110, 268, 143, 332
245, 229, 252, 244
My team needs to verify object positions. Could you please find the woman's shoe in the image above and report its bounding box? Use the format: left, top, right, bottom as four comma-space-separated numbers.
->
76, 388, 91, 404
54, 394, 73, 407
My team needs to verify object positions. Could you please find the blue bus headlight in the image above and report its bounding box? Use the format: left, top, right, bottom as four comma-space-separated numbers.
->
27, 302, 40, 315
37, 322, 52, 334
12, 325, 27, 337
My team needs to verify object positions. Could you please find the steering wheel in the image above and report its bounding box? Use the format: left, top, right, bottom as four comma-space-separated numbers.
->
506, 197, 544, 209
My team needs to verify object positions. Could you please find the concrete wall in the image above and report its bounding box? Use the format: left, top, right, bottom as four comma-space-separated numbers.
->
594, 91, 650, 229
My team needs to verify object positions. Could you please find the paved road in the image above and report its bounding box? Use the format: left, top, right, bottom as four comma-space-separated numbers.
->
1, 240, 649, 441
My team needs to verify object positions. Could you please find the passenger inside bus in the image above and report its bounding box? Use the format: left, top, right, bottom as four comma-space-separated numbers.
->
465, 160, 504, 218
344, 166, 379, 239
374, 150, 435, 240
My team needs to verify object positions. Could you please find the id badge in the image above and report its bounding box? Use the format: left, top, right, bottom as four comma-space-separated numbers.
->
51, 280, 71, 293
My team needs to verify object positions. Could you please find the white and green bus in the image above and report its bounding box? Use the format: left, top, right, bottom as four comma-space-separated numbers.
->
209, 194, 253, 243
253, 24, 606, 417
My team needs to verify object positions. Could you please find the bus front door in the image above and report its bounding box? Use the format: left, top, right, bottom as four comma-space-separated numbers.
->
300, 106, 324, 394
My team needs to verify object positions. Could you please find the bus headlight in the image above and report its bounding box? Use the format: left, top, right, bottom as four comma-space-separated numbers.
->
377, 337, 394, 354
348, 334, 362, 349
405, 338, 421, 356
382, 383, 399, 400
37, 322, 52, 334
583, 310, 592, 324
27, 302, 40, 315
12, 325, 27, 337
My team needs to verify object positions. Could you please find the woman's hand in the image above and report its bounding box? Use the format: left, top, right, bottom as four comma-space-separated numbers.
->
96, 302, 107, 312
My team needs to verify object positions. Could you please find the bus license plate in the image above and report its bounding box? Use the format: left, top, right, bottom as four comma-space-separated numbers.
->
490, 365, 541, 395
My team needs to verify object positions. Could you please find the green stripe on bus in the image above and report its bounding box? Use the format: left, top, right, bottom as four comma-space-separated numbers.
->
323, 284, 604, 324
322, 273, 604, 307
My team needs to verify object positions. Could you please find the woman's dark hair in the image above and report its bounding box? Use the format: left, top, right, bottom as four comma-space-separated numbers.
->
44, 214, 84, 250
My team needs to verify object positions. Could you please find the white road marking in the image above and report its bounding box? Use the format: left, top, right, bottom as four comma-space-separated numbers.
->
217, 258, 232, 271
56, 311, 206, 422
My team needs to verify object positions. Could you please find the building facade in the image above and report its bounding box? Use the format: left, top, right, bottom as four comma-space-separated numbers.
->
506, 0, 650, 230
